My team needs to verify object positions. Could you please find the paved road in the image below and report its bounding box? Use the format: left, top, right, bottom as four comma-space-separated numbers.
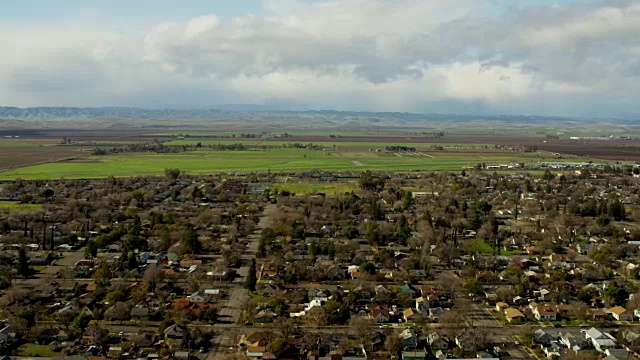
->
469, 302, 503, 327
208, 204, 276, 356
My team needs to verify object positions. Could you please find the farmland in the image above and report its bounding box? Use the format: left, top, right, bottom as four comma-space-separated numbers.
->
0, 124, 638, 180
0, 146, 599, 180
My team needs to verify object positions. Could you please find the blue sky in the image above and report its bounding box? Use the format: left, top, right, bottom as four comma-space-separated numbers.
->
1, 0, 638, 118
2, 0, 580, 21
2, 0, 262, 25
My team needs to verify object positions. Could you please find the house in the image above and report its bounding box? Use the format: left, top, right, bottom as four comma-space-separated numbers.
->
370, 331, 387, 351
108, 347, 123, 357
584, 327, 616, 353
0, 326, 16, 345
455, 330, 477, 352
260, 263, 283, 281
541, 342, 564, 358
560, 332, 587, 351
504, 308, 525, 323
484, 292, 498, 305
426, 332, 449, 350
535, 289, 551, 301
369, 306, 391, 323
238, 331, 274, 348
399, 284, 418, 298
132, 331, 156, 347
130, 306, 151, 319
308, 286, 332, 302
495, 302, 509, 312
532, 305, 558, 321
422, 286, 449, 302
604, 348, 631, 360
164, 324, 187, 346
512, 296, 528, 306
609, 306, 632, 321
403, 308, 415, 322
398, 329, 418, 349
254, 311, 276, 323
415, 297, 428, 313
428, 307, 444, 320
260, 284, 279, 297
621, 329, 640, 347
555, 304, 574, 315
85, 282, 97, 292
326, 265, 346, 280
576, 243, 592, 255
246, 345, 266, 358
188, 290, 208, 303
534, 329, 555, 346
57, 244, 73, 252
56, 330, 70, 342
592, 309, 609, 321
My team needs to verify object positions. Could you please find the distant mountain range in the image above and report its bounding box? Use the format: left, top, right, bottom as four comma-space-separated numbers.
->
0, 106, 637, 124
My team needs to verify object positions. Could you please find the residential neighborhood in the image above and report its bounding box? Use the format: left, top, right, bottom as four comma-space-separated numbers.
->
0, 166, 639, 360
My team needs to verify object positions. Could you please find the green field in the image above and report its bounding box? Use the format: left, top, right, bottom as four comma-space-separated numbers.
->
164, 139, 495, 148
0, 146, 603, 180
0, 201, 42, 212
0, 139, 52, 147
272, 181, 360, 195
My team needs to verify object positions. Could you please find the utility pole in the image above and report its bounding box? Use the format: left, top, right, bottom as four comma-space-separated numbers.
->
50, 224, 55, 251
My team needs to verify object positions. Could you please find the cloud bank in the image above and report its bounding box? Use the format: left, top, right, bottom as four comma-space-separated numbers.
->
1, 0, 639, 118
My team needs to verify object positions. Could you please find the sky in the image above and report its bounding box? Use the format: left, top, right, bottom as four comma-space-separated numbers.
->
1, 0, 639, 118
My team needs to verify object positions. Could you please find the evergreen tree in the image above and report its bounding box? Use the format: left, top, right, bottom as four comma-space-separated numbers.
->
365, 222, 383, 246
18, 247, 30, 277
127, 252, 138, 270
85, 239, 98, 258
610, 200, 626, 221
245, 259, 257, 292
394, 215, 412, 244
183, 225, 201, 254
125, 216, 147, 251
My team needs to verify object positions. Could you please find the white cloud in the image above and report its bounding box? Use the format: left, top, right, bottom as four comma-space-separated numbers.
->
514, 3, 640, 48
0, 0, 639, 117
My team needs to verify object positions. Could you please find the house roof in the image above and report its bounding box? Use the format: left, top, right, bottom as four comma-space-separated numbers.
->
247, 345, 266, 352
609, 306, 627, 315
536, 305, 557, 316
403, 308, 414, 318
504, 308, 525, 318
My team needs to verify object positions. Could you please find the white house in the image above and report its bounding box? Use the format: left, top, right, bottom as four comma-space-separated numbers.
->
609, 306, 632, 321
532, 305, 557, 321
585, 328, 616, 353
188, 290, 207, 303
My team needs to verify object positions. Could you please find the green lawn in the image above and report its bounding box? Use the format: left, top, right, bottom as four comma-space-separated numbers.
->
0, 147, 611, 180
0, 201, 42, 213
16, 344, 62, 357
272, 182, 360, 195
